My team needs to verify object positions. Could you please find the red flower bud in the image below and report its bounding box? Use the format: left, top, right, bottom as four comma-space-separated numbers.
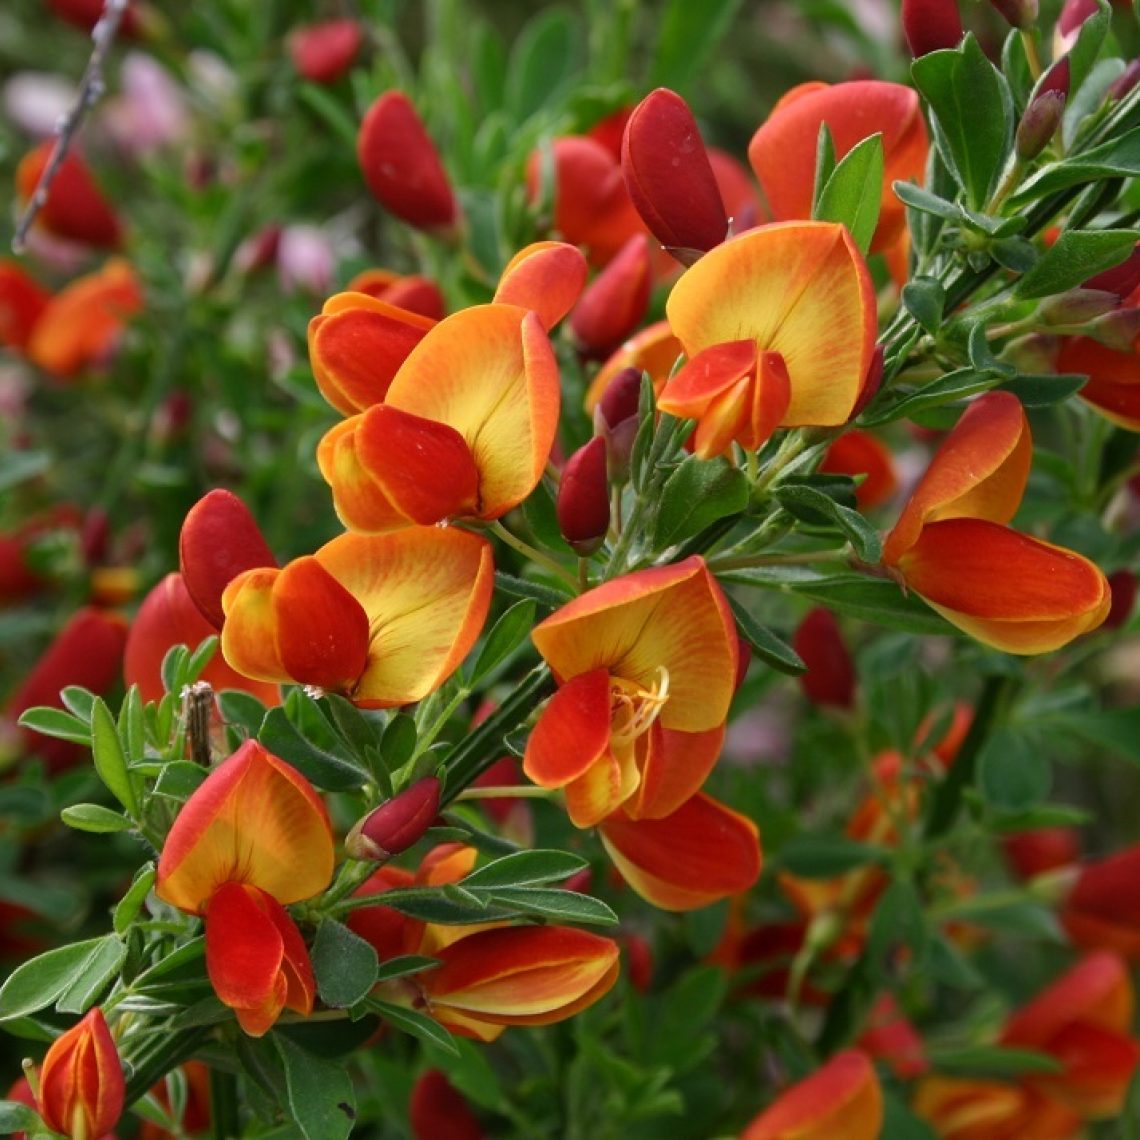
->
1003, 827, 1080, 881
1058, 0, 1101, 48
1017, 58, 1069, 160
1109, 59, 1140, 102
409, 1069, 484, 1140
593, 366, 644, 483
989, 0, 1038, 28
557, 437, 611, 555
48, 0, 140, 35
15, 144, 122, 248
346, 269, 446, 320
358, 92, 459, 233
0, 260, 49, 350
1105, 569, 1137, 630
622, 933, 654, 992
621, 88, 728, 264
901, 0, 964, 57
288, 19, 363, 85
569, 233, 652, 358
793, 608, 856, 709
346, 776, 441, 860
180, 489, 277, 630
37, 1009, 125, 1140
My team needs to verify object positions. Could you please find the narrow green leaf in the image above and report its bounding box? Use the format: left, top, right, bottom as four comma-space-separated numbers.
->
901, 277, 946, 334
773, 485, 881, 562
59, 686, 96, 721
0, 1102, 39, 1134
15, 707, 90, 744
892, 180, 962, 221
90, 697, 139, 816
462, 850, 587, 889
766, 574, 954, 635
505, 7, 582, 121
1007, 127, 1140, 205
0, 936, 123, 1021
492, 572, 570, 610
812, 122, 837, 214
470, 601, 536, 684
55, 936, 126, 1014
1001, 373, 1087, 406
779, 836, 885, 878
113, 864, 156, 935
725, 598, 805, 675
374, 955, 440, 984
60, 803, 133, 834
259, 707, 368, 792
380, 713, 417, 772
119, 685, 146, 764
930, 1045, 1063, 1077
1015, 229, 1140, 298
814, 133, 884, 254
311, 920, 378, 1009
979, 728, 1052, 811
649, 0, 744, 90
368, 999, 458, 1055
480, 887, 618, 926
860, 368, 999, 426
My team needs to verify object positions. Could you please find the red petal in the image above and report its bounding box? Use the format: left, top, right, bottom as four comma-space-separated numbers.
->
523, 669, 612, 789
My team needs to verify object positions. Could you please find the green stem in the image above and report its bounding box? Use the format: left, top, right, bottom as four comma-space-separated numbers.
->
453, 784, 557, 801
488, 522, 578, 591
707, 547, 850, 573
209, 1067, 239, 1140
123, 1027, 211, 1105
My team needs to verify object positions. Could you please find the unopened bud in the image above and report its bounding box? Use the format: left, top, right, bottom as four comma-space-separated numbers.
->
793, 608, 856, 710
1056, 0, 1100, 52
288, 19, 362, 85
593, 366, 643, 482
988, 0, 1037, 29
345, 776, 441, 861
1016, 86, 1066, 161
621, 88, 728, 264
901, 0, 963, 58
1088, 306, 1140, 351
1109, 59, 1140, 102
1003, 332, 1060, 372
1037, 287, 1119, 326
557, 437, 610, 555
569, 234, 652, 358
1002, 827, 1079, 881
1105, 569, 1137, 630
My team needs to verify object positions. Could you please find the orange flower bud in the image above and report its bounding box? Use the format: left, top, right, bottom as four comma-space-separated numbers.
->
741, 1050, 883, 1140
37, 1009, 124, 1140
621, 88, 728, 264
16, 144, 122, 249
557, 437, 610, 555
345, 269, 446, 320
358, 92, 459, 233
179, 489, 277, 630
6, 607, 127, 772
901, 0, 964, 57
0, 259, 49, 350
288, 19, 362, 84
570, 234, 653, 358
793, 608, 856, 710
346, 776, 441, 860
409, 1069, 483, 1140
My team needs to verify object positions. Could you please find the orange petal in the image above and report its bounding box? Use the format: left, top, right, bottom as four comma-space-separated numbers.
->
913, 1077, 1076, 1139
741, 1050, 883, 1140
314, 527, 494, 707
658, 339, 758, 418
583, 319, 683, 412
562, 735, 640, 829
1056, 335, 1140, 431
155, 739, 335, 913
747, 80, 928, 253
221, 567, 290, 684
629, 724, 725, 821
494, 241, 589, 330
37, 1008, 125, 1140
126, 572, 280, 706
599, 792, 761, 910
422, 925, 620, 1026
316, 417, 417, 533
344, 270, 446, 320
883, 391, 1032, 565
569, 232, 653, 357
27, 259, 142, 379
523, 669, 612, 789
531, 556, 738, 733
898, 518, 1111, 653
354, 404, 481, 524
308, 296, 434, 416
1063, 846, 1140, 958
386, 305, 560, 519
819, 429, 899, 510
271, 556, 371, 690
666, 222, 875, 427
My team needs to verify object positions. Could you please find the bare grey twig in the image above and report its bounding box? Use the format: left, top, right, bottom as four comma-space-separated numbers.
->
11, 0, 129, 254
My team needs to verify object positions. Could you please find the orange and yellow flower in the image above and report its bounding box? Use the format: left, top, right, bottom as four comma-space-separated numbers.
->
220, 527, 493, 707
882, 392, 1111, 653
315, 303, 560, 531
37, 1008, 124, 1140
523, 557, 760, 909
155, 740, 335, 1035
661, 222, 876, 434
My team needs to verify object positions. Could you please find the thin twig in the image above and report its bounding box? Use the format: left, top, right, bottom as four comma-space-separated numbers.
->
11, 0, 128, 254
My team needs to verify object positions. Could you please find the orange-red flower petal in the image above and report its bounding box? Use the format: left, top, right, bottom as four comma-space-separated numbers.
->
37, 1008, 124, 1140
494, 241, 588, 331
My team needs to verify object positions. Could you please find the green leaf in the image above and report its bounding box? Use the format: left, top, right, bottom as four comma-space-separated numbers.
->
882, 1094, 939, 1140
860, 368, 999, 426
113, 864, 156, 935
1015, 229, 1140, 299
470, 601, 536, 684
90, 697, 138, 816
779, 836, 885, 878
273, 1034, 357, 1140
55, 936, 126, 1014
653, 455, 748, 549
15, 706, 90, 744
119, 685, 146, 764
1066, 0, 1111, 99
462, 850, 586, 889
322, 695, 379, 762
0, 1102, 39, 1134
901, 277, 946, 334
311, 920, 378, 1009
649, 0, 744, 91
160, 645, 190, 697
60, 803, 133, 833
505, 8, 583, 121
60, 687, 96, 721
378, 889, 517, 926
892, 180, 962, 221
945, 896, 1063, 940
259, 706, 368, 792
368, 999, 458, 1055
978, 728, 1051, 811
0, 936, 124, 1021
911, 35, 1014, 210
788, 574, 955, 634
868, 880, 927, 966
492, 571, 570, 611
930, 1045, 1063, 1078
814, 133, 884, 254
479, 887, 618, 925
380, 713, 417, 773
217, 690, 267, 736
296, 83, 358, 149
725, 597, 806, 675
812, 122, 837, 215
773, 485, 881, 562
374, 955, 440, 984
1008, 127, 1140, 205
1051, 708, 1140, 763
1000, 372, 1087, 406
